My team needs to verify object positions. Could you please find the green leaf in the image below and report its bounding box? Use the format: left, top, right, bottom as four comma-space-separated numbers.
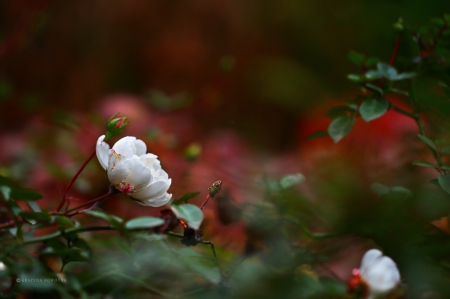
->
370, 183, 412, 199
0, 176, 42, 201
83, 210, 123, 228
364, 70, 381, 80
280, 173, 305, 189
347, 74, 363, 83
176, 247, 221, 283
431, 17, 445, 26
359, 98, 389, 122
440, 145, 450, 155
0, 186, 11, 201
326, 105, 357, 119
19, 212, 51, 225
54, 216, 74, 227
412, 160, 438, 168
390, 186, 413, 199
364, 83, 384, 95
125, 217, 164, 230
328, 115, 355, 143
430, 179, 440, 187
370, 183, 390, 196
438, 174, 450, 194
347, 51, 365, 65
377, 63, 397, 80
171, 204, 204, 230
26, 201, 41, 212
172, 192, 201, 205
306, 131, 328, 140
393, 72, 416, 81
417, 134, 437, 151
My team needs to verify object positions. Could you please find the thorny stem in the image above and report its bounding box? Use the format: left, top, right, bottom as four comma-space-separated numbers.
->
54, 150, 96, 212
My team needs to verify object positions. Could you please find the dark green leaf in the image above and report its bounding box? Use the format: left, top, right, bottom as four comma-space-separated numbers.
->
431, 17, 445, 26
370, 183, 390, 196
280, 173, 305, 189
413, 160, 438, 168
430, 179, 440, 187
306, 131, 328, 140
441, 145, 450, 155
390, 186, 413, 199
172, 192, 201, 205
365, 57, 380, 68
347, 74, 363, 83
359, 98, 389, 122
0, 176, 42, 201
171, 204, 204, 230
20, 212, 51, 225
365, 83, 384, 95
26, 201, 41, 212
83, 210, 123, 228
438, 174, 450, 194
347, 51, 365, 65
54, 216, 74, 227
328, 115, 355, 143
125, 217, 164, 229
417, 134, 437, 151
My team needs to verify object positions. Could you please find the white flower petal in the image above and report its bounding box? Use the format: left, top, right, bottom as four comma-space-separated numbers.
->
132, 179, 171, 201
96, 135, 110, 170
124, 155, 152, 191
112, 136, 137, 156
139, 153, 159, 169
360, 249, 400, 298
107, 155, 133, 185
134, 139, 147, 156
361, 249, 383, 268
136, 192, 172, 207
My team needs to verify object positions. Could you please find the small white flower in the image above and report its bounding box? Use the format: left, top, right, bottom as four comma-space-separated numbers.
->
360, 249, 400, 299
96, 135, 172, 207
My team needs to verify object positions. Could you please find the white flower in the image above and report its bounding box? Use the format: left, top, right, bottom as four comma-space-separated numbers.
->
96, 135, 172, 207
360, 249, 400, 299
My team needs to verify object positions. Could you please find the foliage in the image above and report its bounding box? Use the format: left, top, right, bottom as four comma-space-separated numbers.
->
2, 13, 450, 299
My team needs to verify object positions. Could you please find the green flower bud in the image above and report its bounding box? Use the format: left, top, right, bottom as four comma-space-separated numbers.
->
105, 116, 129, 140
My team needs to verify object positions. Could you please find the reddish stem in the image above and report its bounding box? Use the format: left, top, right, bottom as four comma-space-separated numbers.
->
389, 35, 402, 66
51, 189, 115, 216
0, 220, 15, 229
200, 194, 212, 210
53, 149, 96, 212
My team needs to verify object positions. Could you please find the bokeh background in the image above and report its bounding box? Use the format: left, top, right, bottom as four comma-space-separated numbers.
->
2, 1, 450, 297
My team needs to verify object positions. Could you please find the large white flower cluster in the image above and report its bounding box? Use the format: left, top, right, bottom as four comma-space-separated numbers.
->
96, 135, 172, 207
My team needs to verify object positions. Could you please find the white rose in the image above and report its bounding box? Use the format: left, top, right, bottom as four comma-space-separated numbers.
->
96, 135, 172, 207
360, 249, 400, 299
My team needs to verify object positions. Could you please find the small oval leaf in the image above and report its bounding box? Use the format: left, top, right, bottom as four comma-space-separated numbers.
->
328, 115, 355, 143
280, 173, 305, 189
438, 174, 450, 194
171, 204, 204, 230
125, 217, 164, 230
359, 98, 388, 122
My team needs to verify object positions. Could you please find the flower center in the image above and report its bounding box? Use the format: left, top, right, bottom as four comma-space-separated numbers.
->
119, 183, 134, 196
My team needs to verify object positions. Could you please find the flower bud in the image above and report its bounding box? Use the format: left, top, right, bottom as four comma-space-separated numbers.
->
105, 116, 129, 140
393, 18, 404, 33
208, 180, 222, 197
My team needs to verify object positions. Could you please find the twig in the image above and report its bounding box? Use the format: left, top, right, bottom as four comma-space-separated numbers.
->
54, 150, 96, 212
